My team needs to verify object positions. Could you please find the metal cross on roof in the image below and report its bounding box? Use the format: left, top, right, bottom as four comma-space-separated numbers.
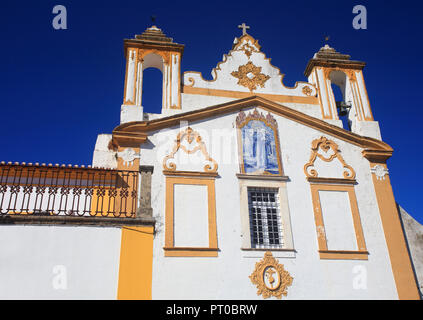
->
238, 22, 250, 35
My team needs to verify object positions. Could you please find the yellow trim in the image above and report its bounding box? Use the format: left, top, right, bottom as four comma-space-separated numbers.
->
318, 250, 369, 260
322, 69, 336, 120
309, 183, 368, 260
350, 79, 363, 121
123, 48, 138, 105
182, 85, 319, 105
357, 70, 374, 121
163, 170, 218, 178
368, 162, 420, 300
164, 176, 218, 257
353, 77, 365, 120
163, 247, 219, 257
117, 225, 154, 300
313, 68, 329, 119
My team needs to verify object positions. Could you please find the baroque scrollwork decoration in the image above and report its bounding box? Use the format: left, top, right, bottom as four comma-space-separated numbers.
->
231, 62, 270, 92
163, 127, 218, 173
249, 251, 293, 299
304, 136, 356, 180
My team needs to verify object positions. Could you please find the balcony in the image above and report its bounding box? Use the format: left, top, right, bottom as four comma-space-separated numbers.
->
0, 162, 154, 226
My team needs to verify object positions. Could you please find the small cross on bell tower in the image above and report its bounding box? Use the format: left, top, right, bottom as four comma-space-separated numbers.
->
238, 22, 250, 35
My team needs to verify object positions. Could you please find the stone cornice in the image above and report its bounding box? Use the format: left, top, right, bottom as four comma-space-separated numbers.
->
111, 96, 393, 158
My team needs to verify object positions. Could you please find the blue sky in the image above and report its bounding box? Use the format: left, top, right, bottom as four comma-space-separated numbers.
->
1, 0, 422, 223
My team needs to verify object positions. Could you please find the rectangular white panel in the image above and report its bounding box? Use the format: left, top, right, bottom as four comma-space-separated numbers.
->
318, 190, 357, 251
173, 184, 209, 247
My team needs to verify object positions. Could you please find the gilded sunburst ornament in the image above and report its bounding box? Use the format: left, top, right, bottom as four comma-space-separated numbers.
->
249, 251, 293, 299
231, 62, 270, 92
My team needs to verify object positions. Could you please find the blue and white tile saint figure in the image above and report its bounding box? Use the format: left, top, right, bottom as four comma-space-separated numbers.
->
242, 120, 279, 174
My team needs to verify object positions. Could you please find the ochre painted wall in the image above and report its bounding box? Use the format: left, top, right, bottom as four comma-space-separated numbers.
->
117, 226, 154, 300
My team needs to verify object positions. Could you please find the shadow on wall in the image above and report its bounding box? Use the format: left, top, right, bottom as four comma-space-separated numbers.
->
398, 203, 423, 299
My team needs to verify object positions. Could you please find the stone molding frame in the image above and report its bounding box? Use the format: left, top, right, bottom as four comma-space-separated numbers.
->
304, 136, 367, 260
163, 173, 218, 257
237, 175, 295, 259
308, 182, 368, 260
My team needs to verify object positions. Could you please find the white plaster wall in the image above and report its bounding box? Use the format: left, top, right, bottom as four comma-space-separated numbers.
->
120, 105, 144, 124
92, 134, 117, 169
181, 94, 237, 112
174, 184, 209, 247
0, 226, 121, 299
351, 120, 382, 141
142, 106, 398, 300
319, 190, 357, 251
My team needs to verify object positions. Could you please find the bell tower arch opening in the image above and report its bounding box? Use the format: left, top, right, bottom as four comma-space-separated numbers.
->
141, 53, 164, 114
329, 70, 351, 130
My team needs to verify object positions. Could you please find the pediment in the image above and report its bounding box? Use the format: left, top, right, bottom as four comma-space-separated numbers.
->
183, 34, 316, 98
112, 96, 392, 160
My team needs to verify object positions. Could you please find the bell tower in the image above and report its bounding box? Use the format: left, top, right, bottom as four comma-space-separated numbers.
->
304, 44, 381, 140
121, 25, 184, 123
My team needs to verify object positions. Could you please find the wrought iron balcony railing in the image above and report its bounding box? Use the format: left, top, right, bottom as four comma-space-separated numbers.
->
0, 162, 139, 218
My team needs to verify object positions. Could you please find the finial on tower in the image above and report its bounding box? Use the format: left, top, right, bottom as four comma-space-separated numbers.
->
238, 22, 250, 35
325, 35, 330, 44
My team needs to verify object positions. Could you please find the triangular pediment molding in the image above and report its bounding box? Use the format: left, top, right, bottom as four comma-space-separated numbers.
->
112, 96, 392, 161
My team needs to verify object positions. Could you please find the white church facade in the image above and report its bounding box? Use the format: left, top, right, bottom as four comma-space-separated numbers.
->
0, 24, 421, 300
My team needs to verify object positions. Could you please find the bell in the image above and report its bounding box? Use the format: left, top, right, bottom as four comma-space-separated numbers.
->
336, 101, 351, 116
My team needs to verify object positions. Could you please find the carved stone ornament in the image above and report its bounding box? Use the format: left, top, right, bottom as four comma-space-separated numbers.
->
304, 136, 356, 179
249, 251, 293, 299
117, 148, 140, 167
163, 127, 218, 173
231, 61, 270, 92
232, 34, 261, 59
302, 86, 313, 96
236, 108, 278, 130
371, 164, 389, 180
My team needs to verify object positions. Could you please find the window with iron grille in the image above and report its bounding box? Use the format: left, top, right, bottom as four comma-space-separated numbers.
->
248, 187, 283, 249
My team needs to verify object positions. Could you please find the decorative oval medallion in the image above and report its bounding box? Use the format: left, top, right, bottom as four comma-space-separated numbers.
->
263, 265, 280, 290
249, 251, 293, 299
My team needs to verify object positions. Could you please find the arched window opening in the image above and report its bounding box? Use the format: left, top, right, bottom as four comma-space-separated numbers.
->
141, 53, 164, 114
142, 68, 163, 114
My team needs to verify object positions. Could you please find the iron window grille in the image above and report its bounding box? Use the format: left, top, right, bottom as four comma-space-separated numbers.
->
248, 187, 283, 249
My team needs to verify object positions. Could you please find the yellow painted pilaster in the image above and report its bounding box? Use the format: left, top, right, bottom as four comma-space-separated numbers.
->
117, 225, 154, 300
368, 161, 420, 300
